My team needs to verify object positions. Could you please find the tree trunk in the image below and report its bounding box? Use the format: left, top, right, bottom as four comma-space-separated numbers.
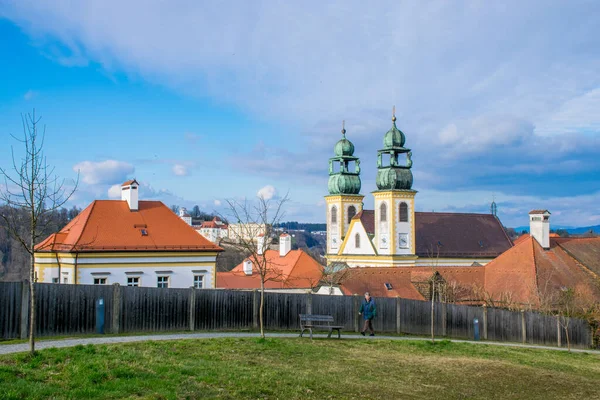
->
431, 281, 435, 344
29, 237, 35, 353
260, 278, 265, 338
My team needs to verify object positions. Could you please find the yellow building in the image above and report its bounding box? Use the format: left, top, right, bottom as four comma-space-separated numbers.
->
326, 112, 512, 269
34, 180, 222, 288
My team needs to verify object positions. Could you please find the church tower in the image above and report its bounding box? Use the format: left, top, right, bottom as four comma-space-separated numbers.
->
373, 108, 417, 257
325, 122, 364, 255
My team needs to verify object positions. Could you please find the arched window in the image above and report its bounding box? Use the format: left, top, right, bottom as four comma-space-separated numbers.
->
347, 205, 357, 223
355, 233, 361, 248
399, 202, 408, 222
380, 202, 387, 222
331, 206, 338, 224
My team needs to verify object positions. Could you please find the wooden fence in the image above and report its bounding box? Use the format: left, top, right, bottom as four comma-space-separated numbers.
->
0, 281, 594, 349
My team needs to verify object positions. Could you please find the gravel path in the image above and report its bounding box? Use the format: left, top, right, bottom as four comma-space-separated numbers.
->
1, 332, 598, 355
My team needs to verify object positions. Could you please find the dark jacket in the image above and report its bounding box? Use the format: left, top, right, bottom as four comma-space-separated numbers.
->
359, 298, 377, 320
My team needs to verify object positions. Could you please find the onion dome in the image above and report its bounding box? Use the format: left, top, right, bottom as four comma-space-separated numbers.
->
383, 108, 406, 149
334, 125, 355, 156
376, 107, 413, 191
328, 121, 361, 195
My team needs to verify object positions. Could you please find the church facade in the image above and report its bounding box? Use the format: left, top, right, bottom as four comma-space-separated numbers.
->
325, 111, 513, 269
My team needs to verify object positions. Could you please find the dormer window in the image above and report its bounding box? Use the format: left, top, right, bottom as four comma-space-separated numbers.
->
140, 229, 148, 236
384, 283, 393, 290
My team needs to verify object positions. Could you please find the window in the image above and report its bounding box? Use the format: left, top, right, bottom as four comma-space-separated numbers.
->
63, 277, 68, 284
140, 229, 148, 236
348, 205, 357, 223
355, 233, 361, 248
331, 206, 338, 224
157, 276, 169, 288
384, 283, 393, 290
94, 278, 107, 285
193, 275, 204, 289
399, 202, 408, 222
380, 202, 387, 222
52, 278, 59, 284
127, 277, 140, 287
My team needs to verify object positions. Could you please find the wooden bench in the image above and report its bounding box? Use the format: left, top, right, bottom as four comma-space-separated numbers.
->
299, 314, 343, 339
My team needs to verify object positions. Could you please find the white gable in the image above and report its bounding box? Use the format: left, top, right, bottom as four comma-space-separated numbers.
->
339, 219, 376, 256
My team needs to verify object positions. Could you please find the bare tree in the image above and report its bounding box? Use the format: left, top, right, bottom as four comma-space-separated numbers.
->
222, 193, 289, 338
0, 111, 78, 353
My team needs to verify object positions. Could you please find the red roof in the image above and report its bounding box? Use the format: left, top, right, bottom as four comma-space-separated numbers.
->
484, 236, 600, 305
338, 266, 485, 301
217, 249, 324, 290
122, 179, 138, 186
35, 200, 223, 253
529, 209, 550, 215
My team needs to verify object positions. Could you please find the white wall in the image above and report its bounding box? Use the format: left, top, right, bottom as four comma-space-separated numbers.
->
394, 198, 413, 255
375, 199, 390, 255
341, 222, 375, 255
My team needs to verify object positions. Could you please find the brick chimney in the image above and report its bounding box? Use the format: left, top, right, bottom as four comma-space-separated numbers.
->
529, 209, 551, 249
121, 179, 139, 211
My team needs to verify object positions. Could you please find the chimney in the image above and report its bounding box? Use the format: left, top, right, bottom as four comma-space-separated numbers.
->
279, 233, 291, 257
121, 179, 139, 211
243, 260, 253, 275
529, 210, 551, 249
256, 234, 266, 255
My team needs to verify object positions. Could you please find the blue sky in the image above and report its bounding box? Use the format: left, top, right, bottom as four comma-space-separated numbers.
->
1, 1, 599, 227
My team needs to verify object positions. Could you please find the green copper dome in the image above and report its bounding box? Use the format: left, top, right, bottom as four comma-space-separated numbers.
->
334, 130, 355, 156
383, 116, 405, 149
376, 109, 413, 191
376, 168, 413, 190
328, 122, 361, 195
328, 174, 361, 195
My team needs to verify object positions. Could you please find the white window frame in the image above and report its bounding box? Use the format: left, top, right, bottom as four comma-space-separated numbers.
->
157, 276, 169, 288
127, 277, 140, 287
193, 275, 204, 289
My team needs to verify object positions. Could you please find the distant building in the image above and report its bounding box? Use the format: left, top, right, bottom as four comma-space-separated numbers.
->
325, 112, 512, 268
35, 179, 223, 288
228, 223, 267, 243
217, 233, 324, 292
197, 217, 229, 243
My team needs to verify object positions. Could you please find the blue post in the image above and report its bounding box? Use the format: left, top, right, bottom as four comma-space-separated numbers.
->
96, 298, 105, 334
473, 318, 480, 341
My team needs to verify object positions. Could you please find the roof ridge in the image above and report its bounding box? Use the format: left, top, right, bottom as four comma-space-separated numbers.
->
73, 200, 98, 250
415, 211, 496, 217
530, 237, 541, 305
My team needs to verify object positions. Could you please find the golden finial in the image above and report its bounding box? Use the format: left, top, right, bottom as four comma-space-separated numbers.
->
341, 120, 346, 135
392, 106, 396, 122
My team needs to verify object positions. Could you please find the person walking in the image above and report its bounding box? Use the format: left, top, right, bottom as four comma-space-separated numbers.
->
359, 292, 376, 336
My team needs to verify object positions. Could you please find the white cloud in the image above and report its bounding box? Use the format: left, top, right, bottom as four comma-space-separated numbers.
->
107, 184, 121, 199
73, 160, 134, 185
172, 164, 188, 176
23, 90, 37, 100
214, 199, 222, 206
257, 185, 276, 200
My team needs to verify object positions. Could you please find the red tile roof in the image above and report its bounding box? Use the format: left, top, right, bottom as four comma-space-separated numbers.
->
339, 266, 485, 301
484, 236, 600, 305
529, 209, 550, 215
35, 200, 222, 253
353, 210, 375, 234
217, 249, 324, 290
122, 179, 138, 186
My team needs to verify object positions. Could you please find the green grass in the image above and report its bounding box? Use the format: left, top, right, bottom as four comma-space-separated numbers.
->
1, 338, 598, 399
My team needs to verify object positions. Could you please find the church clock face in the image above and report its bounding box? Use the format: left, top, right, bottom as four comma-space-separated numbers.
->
399, 233, 409, 249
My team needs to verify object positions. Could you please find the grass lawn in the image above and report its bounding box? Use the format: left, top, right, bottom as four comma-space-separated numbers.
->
0, 338, 598, 399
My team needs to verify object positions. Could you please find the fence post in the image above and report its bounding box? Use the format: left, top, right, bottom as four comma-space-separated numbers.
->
307, 292, 313, 314
482, 304, 488, 340
189, 287, 196, 331
252, 289, 259, 330
521, 310, 526, 344
396, 297, 401, 334
556, 316, 561, 347
441, 301, 447, 337
353, 294, 360, 333
19, 280, 30, 340
111, 283, 121, 334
